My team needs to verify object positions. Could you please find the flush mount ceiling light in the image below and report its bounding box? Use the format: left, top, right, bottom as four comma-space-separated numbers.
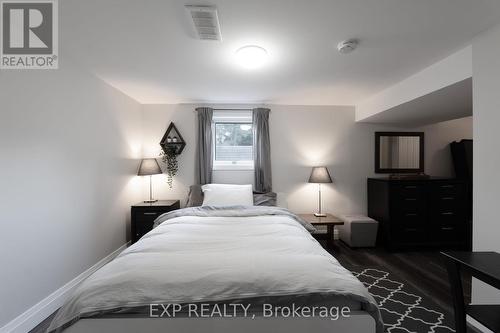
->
235, 45, 268, 69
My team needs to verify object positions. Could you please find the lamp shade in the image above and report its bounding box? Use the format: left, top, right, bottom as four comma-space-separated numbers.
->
308, 166, 332, 183
137, 158, 162, 176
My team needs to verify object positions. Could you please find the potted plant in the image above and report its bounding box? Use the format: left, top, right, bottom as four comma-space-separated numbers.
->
160, 147, 178, 189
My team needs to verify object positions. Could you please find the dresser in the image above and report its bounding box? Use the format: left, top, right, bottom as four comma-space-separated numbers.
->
131, 200, 180, 244
368, 178, 469, 251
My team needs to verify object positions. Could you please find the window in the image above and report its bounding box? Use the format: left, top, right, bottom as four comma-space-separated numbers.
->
213, 110, 254, 170
215, 123, 253, 160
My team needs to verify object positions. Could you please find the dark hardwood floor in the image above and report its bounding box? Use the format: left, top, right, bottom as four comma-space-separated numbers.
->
330, 240, 471, 316
30, 240, 471, 333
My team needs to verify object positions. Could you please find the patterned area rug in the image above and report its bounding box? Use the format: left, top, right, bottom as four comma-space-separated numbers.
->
350, 267, 455, 333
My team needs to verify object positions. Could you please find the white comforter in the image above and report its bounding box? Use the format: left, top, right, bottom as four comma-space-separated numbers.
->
48, 208, 382, 332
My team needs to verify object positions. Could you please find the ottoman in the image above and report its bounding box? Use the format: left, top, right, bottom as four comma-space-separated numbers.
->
337, 215, 378, 248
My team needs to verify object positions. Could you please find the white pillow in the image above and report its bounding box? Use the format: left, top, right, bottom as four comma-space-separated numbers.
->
201, 184, 254, 207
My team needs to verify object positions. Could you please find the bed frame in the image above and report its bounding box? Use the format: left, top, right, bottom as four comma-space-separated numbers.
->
63, 311, 376, 333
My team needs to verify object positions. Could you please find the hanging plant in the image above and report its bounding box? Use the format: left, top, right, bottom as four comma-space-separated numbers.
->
160, 147, 178, 189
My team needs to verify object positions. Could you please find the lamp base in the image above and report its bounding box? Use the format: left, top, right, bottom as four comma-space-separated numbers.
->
143, 199, 158, 203
314, 213, 327, 217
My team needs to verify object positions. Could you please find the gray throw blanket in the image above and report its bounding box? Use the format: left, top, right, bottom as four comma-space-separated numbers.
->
153, 205, 316, 232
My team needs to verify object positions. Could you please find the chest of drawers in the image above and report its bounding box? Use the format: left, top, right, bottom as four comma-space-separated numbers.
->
368, 178, 469, 250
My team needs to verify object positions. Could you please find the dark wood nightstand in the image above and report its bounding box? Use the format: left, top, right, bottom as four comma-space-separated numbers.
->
131, 200, 180, 244
298, 213, 344, 248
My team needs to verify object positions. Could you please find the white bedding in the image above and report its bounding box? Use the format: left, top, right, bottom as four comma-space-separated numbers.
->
48, 209, 382, 332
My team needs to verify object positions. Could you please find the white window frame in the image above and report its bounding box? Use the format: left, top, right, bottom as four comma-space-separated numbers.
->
212, 110, 254, 171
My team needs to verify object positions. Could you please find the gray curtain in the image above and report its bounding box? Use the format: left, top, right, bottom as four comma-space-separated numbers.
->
253, 108, 272, 192
196, 107, 213, 185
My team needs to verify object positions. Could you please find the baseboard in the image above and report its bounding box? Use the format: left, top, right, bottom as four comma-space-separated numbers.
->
0, 242, 130, 333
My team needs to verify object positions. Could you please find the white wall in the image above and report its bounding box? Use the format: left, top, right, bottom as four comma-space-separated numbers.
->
0, 57, 143, 328
356, 46, 472, 122
142, 104, 471, 214
417, 117, 472, 177
270, 105, 380, 214
141, 104, 195, 205
471, 23, 500, 304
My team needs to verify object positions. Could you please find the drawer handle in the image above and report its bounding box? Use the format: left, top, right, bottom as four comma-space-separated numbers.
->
143, 212, 158, 216
441, 227, 454, 231
405, 198, 417, 201
404, 186, 417, 189
441, 212, 454, 216
405, 213, 418, 217
405, 228, 418, 232
441, 197, 454, 200
440, 185, 455, 189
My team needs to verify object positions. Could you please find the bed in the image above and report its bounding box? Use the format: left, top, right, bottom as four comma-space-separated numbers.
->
48, 187, 383, 333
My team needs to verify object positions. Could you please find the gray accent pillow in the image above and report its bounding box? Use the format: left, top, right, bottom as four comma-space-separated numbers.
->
252, 191, 277, 206
186, 185, 204, 207
186, 185, 277, 207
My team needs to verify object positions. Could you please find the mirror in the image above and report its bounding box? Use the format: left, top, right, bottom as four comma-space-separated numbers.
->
375, 132, 424, 173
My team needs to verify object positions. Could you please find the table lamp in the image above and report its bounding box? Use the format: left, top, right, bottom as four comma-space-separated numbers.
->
138, 158, 162, 203
308, 166, 332, 217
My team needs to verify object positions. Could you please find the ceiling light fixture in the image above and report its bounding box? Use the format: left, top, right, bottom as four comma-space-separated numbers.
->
235, 45, 268, 69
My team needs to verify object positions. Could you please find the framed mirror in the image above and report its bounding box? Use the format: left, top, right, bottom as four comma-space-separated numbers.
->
375, 132, 425, 174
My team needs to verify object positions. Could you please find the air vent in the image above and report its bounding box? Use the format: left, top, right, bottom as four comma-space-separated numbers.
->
185, 5, 222, 41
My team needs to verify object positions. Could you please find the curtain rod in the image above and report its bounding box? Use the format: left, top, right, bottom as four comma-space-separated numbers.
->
193, 108, 271, 112
213, 108, 252, 111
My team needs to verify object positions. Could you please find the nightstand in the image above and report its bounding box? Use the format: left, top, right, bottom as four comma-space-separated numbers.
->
298, 213, 344, 249
131, 200, 180, 244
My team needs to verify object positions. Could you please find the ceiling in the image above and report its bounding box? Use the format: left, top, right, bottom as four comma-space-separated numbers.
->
61, 0, 500, 105
358, 78, 472, 127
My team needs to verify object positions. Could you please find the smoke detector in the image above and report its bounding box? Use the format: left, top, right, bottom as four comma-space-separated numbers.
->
337, 39, 359, 54
185, 5, 222, 41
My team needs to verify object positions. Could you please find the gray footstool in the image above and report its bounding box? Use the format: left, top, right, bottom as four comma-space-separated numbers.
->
337, 215, 378, 248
